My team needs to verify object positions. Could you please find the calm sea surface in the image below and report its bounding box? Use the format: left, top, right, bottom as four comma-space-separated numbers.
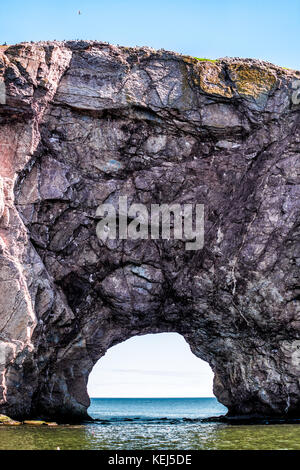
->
0, 397, 300, 450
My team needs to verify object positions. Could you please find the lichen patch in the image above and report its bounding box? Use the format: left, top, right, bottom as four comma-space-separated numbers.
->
228, 64, 277, 99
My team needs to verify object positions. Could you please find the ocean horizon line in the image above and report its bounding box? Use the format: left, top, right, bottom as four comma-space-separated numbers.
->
90, 396, 216, 399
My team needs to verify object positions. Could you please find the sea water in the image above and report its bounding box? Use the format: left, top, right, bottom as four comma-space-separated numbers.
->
0, 398, 300, 450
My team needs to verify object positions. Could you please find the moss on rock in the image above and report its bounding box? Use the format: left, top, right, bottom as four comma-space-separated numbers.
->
192, 61, 233, 98
23, 420, 58, 426
0, 414, 21, 425
228, 63, 277, 99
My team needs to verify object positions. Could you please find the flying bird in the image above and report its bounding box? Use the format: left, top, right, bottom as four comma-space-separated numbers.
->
78, 10, 81, 15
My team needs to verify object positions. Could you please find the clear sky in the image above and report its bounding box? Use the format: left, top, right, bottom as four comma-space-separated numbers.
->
88, 333, 214, 397
2, 1, 298, 398
0, 0, 299, 69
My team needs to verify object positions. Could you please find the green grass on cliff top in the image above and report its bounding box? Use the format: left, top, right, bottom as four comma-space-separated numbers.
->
194, 57, 217, 62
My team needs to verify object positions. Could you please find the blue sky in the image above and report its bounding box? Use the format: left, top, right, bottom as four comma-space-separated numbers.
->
2, 0, 298, 397
0, 0, 299, 69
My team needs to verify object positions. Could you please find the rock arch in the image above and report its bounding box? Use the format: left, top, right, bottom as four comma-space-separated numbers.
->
0, 41, 299, 421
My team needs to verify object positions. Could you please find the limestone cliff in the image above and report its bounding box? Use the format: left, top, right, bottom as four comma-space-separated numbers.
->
0, 41, 299, 421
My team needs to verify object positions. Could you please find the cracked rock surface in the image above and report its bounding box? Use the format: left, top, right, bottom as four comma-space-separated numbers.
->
0, 41, 299, 421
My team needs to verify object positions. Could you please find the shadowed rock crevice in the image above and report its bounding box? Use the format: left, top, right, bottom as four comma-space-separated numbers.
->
0, 41, 299, 421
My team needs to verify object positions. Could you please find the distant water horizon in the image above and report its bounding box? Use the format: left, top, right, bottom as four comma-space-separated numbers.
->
88, 397, 227, 425
90, 396, 215, 398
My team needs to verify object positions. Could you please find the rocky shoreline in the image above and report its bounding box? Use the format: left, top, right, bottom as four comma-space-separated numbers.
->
202, 415, 300, 425
0, 414, 58, 426
2, 411, 300, 427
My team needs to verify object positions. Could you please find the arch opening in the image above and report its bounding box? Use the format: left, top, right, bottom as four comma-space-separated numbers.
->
87, 333, 227, 419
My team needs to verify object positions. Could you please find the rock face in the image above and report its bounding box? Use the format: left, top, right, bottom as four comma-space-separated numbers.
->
0, 41, 299, 421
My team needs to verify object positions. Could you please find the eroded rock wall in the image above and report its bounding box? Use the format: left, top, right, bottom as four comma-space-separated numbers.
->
0, 41, 299, 420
